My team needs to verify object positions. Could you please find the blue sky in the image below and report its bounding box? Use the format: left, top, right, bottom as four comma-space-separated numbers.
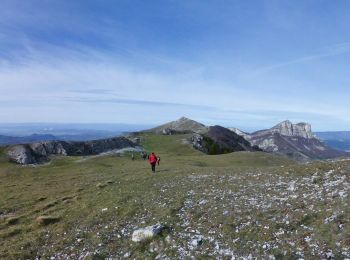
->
1, 0, 350, 131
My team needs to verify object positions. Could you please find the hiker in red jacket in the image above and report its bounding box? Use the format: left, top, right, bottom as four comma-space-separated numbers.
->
149, 152, 158, 173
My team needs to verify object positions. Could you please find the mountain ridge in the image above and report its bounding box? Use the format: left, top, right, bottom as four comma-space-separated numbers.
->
4, 117, 350, 164
145, 117, 348, 162
145, 117, 208, 134
6, 137, 141, 165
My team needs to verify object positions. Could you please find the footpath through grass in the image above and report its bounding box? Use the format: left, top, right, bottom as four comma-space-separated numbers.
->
0, 134, 349, 258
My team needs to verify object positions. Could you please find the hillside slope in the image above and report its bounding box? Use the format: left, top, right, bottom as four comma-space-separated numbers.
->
1, 134, 349, 259
192, 126, 260, 154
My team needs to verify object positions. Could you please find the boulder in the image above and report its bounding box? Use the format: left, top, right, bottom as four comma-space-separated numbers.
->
131, 224, 165, 242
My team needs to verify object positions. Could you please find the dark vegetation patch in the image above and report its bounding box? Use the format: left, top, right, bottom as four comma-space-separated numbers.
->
35, 216, 60, 226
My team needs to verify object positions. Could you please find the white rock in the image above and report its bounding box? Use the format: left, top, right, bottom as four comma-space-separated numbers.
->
326, 250, 334, 259
190, 235, 203, 248
198, 199, 208, 205
131, 224, 165, 242
304, 236, 312, 243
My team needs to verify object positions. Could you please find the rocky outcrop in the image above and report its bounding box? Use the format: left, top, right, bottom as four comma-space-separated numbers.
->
191, 126, 260, 155
229, 128, 251, 140
7, 137, 140, 165
231, 121, 348, 162
7, 145, 36, 165
253, 120, 314, 139
145, 117, 208, 135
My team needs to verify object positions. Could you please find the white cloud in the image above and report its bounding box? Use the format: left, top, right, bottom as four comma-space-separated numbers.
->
0, 45, 349, 131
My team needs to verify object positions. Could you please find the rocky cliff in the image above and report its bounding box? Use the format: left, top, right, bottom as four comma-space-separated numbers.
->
231, 121, 348, 162
253, 120, 314, 139
7, 137, 141, 165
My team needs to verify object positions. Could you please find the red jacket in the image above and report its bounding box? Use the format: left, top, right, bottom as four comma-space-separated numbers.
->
149, 154, 158, 164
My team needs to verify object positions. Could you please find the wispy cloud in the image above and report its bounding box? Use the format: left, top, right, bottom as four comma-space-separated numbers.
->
67, 97, 214, 111
1, 1, 350, 130
0, 45, 349, 129
250, 42, 350, 76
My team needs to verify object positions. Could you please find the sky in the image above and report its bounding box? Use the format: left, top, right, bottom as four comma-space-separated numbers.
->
1, 0, 350, 131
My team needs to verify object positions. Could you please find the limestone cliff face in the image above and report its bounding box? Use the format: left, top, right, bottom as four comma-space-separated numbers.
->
271, 120, 314, 139
254, 120, 314, 139
230, 121, 347, 162
7, 137, 141, 165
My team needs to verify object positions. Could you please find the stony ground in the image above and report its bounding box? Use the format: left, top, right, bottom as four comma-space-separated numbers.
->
0, 134, 349, 259
158, 163, 350, 259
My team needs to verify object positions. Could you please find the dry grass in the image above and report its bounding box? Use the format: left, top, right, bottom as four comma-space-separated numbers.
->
0, 134, 349, 258
35, 216, 60, 226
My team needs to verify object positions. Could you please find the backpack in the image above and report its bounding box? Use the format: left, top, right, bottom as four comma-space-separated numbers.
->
149, 154, 157, 163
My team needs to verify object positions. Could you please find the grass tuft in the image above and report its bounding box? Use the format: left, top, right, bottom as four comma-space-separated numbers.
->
6, 216, 20, 225
35, 216, 60, 226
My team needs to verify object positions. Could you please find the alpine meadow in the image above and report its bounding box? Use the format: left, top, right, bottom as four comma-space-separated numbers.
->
1, 1, 350, 259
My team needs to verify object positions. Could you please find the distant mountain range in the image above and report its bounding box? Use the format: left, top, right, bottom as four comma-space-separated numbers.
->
0, 123, 151, 136
0, 134, 58, 146
3, 118, 350, 164
144, 117, 349, 162
0, 123, 152, 146
0, 133, 122, 146
315, 131, 350, 152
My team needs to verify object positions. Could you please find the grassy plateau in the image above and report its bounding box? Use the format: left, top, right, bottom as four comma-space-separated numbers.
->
0, 133, 349, 259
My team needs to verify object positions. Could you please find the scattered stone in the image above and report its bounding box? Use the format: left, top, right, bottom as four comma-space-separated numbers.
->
198, 199, 208, 205
190, 235, 203, 248
131, 224, 166, 242
96, 183, 107, 189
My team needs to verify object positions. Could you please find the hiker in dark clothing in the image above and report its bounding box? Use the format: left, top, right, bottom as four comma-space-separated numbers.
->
149, 152, 158, 173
